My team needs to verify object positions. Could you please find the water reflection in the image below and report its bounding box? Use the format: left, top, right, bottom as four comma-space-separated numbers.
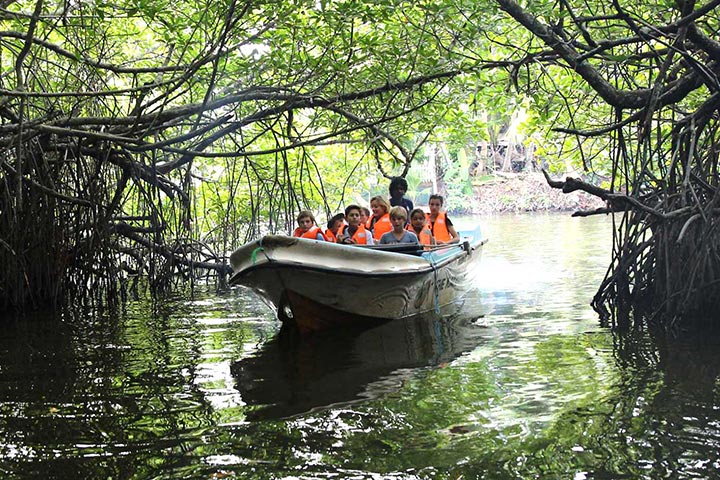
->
2, 214, 720, 479
232, 311, 485, 420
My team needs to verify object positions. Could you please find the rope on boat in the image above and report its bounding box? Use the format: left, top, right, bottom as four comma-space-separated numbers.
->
434, 319, 444, 355
250, 246, 265, 265
430, 254, 441, 314
251, 237, 274, 265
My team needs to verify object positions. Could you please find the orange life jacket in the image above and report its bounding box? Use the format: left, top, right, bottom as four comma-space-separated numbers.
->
407, 224, 434, 247
370, 213, 392, 241
426, 211, 451, 242
337, 223, 371, 244
293, 225, 327, 241
325, 229, 338, 243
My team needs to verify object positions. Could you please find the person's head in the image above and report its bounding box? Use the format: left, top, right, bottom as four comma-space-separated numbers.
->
389, 206, 407, 231
327, 213, 345, 233
389, 177, 409, 200
409, 208, 427, 231
369, 196, 390, 217
360, 206, 370, 224
344, 204, 362, 227
428, 194, 444, 214
296, 210, 316, 232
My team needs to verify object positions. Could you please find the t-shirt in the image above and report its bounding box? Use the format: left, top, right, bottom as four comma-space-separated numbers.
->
379, 230, 419, 245
390, 196, 414, 214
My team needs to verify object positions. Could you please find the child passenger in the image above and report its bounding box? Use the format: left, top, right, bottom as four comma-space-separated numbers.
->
324, 212, 345, 243
337, 205, 373, 245
359, 206, 371, 227
427, 194, 459, 244
407, 208, 435, 248
293, 211, 327, 241
368, 195, 393, 242
379, 206, 419, 245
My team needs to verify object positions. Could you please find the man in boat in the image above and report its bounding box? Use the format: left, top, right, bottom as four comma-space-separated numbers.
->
389, 176, 414, 218
379, 207, 419, 245
293, 211, 327, 241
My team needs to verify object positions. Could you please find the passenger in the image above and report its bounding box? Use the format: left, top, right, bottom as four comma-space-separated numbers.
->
427, 194, 459, 244
389, 176, 414, 218
324, 212, 345, 243
360, 206, 371, 228
407, 208, 435, 248
337, 205, 374, 245
368, 195, 393, 242
379, 206, 419, 245
293, 211, 327, 241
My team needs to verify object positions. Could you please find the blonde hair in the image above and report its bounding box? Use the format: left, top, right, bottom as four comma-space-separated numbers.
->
369, 195, 390, 215
389, 206, 407, 220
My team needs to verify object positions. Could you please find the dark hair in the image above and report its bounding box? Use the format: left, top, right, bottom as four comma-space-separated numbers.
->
389, 176, 408, 194
361, 206, 370, 217
344, 204, 362, 216
429, 194, 444, 205
327, 212, 345, 229
409, 208, 426, 220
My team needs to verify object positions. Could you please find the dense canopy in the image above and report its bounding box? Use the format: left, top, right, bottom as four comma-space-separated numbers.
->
2, 0, 719, 328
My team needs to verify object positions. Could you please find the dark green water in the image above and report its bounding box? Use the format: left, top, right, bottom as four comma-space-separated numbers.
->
1, 213, 719, 479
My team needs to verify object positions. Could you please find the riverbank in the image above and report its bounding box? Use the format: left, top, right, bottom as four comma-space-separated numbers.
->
466, 172, 605, 214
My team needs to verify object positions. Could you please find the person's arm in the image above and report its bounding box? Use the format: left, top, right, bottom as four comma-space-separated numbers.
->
446, 225, 460, 243
316, 232, 326, 241
445, 216, 459, 243
366, 235, 374, 245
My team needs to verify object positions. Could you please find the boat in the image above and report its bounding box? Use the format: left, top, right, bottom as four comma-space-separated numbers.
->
228, 226, 486, 332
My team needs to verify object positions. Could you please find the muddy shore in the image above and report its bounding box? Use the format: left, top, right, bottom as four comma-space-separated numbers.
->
465, 172, 606, 215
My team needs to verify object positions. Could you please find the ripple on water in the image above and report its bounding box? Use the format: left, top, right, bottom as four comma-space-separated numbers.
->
2, 214, 720, 479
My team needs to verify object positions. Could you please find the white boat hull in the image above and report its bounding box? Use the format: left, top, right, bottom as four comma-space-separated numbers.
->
229, 229, 485, 331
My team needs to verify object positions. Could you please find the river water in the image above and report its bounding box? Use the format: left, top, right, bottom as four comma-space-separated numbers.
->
1, 213, 719, 478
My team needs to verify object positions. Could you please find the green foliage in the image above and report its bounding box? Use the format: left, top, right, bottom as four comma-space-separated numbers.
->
5, 0, 710, 307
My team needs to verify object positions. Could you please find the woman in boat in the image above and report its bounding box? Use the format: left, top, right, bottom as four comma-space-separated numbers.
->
337, 204, 373, 245
407, 208, 435, 249
379, 206, 419, 245
427, 194, 459, 244
293, 211, 327, 241
367, 195, 392, 242
324, 212, 345, 243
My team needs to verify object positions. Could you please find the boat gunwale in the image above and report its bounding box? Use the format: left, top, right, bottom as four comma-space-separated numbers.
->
229, 239, 483, 286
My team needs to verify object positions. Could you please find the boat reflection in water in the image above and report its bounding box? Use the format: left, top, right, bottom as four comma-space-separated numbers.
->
231, 304, 483, 420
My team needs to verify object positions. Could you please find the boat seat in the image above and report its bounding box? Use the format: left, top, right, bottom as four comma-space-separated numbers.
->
360, 244, 423, 256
